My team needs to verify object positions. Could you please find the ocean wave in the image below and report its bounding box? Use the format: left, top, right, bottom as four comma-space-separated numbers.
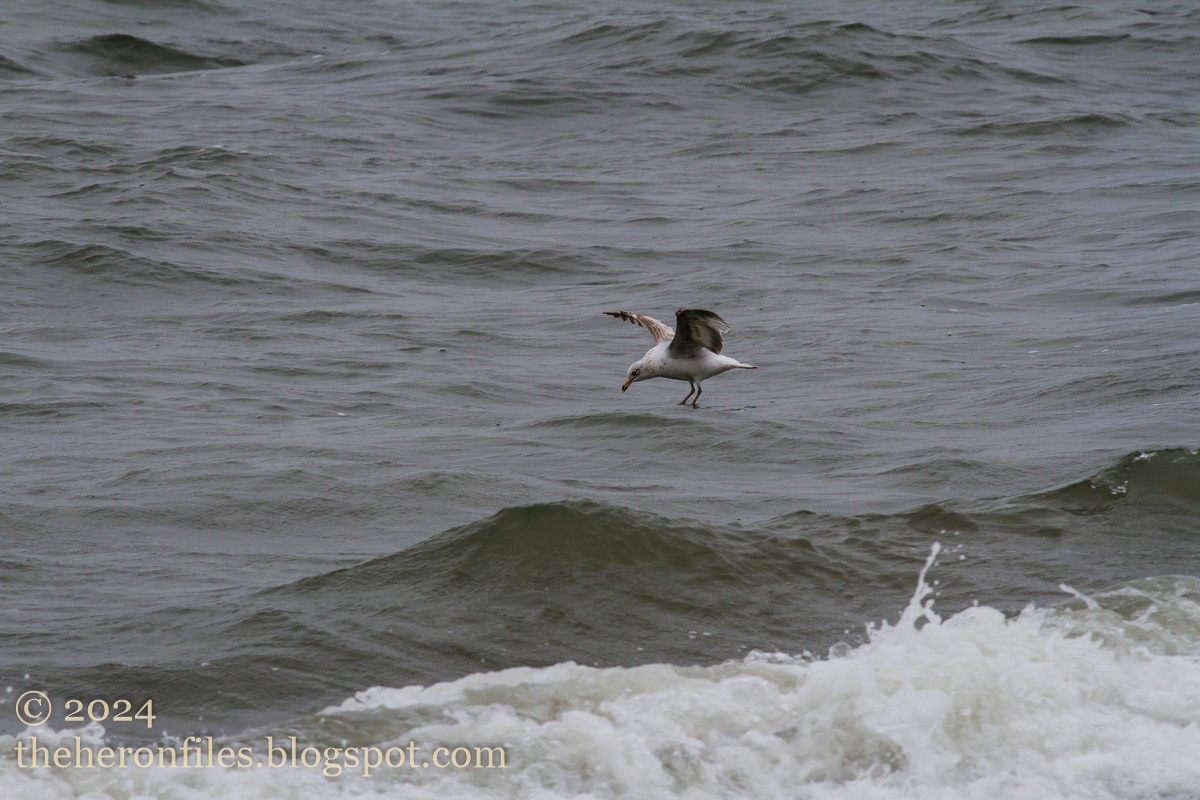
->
0, 54, 37, 78
52, 33, 246, 77
872, 449, 1200, 529
0, 351, 52, 369
309, 240, 598, 284
1024, 448, 1200, 515
5, 502, 866, 732
520, 411, 700, 431
7, 441, 1197, 770
18, 240, 239, 288
267, 501, 852, 657
409, 13, 1081, 120
7, 548, 1200, 799
952, 112, 1134, 137
196, 450, 1200, 704
96, 0, 220, 10
1018, 33, 1133, 46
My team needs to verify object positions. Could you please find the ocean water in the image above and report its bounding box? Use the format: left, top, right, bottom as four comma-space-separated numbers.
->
2, 0, 1199, 797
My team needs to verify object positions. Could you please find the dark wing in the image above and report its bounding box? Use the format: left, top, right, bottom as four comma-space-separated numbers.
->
669, 308, 730, 355
603, 311, 674, 344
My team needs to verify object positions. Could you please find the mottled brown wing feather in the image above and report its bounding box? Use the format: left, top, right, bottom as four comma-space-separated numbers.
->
670, 308, 730, 355
603, 311, 674, 344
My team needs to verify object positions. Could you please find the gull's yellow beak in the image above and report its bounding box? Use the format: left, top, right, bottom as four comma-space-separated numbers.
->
622, 378, 633, 392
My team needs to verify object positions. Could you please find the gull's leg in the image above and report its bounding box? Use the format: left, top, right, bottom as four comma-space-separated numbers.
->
679, 381, 696, 405
691, 383, 702, 408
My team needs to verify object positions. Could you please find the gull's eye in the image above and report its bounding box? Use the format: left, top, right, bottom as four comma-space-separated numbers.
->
632, 369, 640, 376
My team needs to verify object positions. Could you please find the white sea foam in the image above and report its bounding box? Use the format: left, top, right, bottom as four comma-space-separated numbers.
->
5, 547, 1200, 799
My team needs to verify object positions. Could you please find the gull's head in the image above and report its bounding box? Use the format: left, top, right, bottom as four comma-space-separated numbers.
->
622, 360, 650, 392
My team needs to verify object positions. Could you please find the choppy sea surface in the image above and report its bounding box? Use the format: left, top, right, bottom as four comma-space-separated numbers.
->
2, 0, 1199, 797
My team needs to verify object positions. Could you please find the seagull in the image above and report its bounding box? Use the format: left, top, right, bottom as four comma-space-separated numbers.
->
605, 308, 757, 407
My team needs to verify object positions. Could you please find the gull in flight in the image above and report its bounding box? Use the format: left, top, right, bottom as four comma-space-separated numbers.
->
604, 308, 757, 407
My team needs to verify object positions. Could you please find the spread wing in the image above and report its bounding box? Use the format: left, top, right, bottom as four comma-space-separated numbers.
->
669, 308, 729, 355
603, 311, 674, 344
